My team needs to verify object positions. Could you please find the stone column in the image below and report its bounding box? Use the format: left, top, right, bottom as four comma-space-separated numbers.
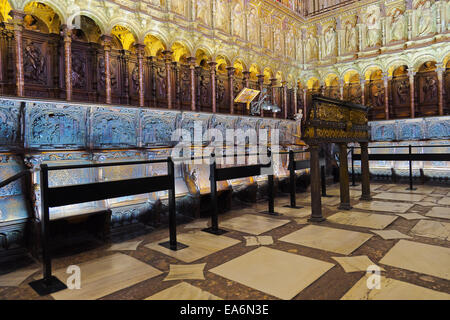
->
282, 81, 288, 119
338, 143, 352, 210
187, 57, 196, 111
436, 64, 445, 116
9, 10, 25, 97
308, 144, 325, 222
382, 73, 390, 120
101, 35, 112, 104
227, 66, 235, 114
270, 78, 278, 118
257, 74, 265, 117
408, 69, 416, 118
339, 79, 344, 100
360, 141, 372, 201
209, 61, 217, 113
62, 26, 73, 101
134, 43, 146, 107
163, 50, 173, 109
360, 79, 366, 105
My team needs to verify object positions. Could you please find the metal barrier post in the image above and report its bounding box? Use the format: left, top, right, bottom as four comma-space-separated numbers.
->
321, 165, 332, 197
289, 150, 296, 208
29, 164, 67, 296
351, 146, 358, 187
407, 145, 416, 191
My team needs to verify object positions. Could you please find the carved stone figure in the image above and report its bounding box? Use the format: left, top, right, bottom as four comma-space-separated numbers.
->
196, 0, 210, 25
216, 79, 225, 103
416, 0, 433, 37
286, 30, 295, 58
171, 0, 185, 15
216, 0, 229, 33
274, 29, 283, 54
248, 8, 259, 44
370, 82, 385, 107
262, 17, 272, 50
131, 65, 139, 93
366, 6, 381, 48
305, 32, 318, 61
24, 40, 46, 84
323, 26, 336, 57
344, 22, 357, 52
156, 66, 166, 97
232, 2, 244, 38
390, 8, 406, 42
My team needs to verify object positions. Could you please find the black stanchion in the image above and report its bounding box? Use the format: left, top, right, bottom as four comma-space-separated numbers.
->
203, 153, 228, 235
284, 150, 304, 209
406, 145, 417, 191
321, 165, 332, 197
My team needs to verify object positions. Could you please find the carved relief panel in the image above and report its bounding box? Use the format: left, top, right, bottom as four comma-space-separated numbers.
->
413, 0, 435, 38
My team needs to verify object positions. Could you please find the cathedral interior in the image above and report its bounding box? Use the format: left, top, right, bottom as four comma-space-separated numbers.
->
0, 0, 449, 302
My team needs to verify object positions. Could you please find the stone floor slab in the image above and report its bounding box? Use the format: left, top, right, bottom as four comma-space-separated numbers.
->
0, 267, 39, 287
184, 220, 210, 229
108, 240, 143, 251
341, 275, 450, 300
327, 211, 397, 230
145, 231, 240, 263
244, 236, 274, 247
410, 220, 450, 241
332, 256, 384, 273
373, 192, 426, 203
387, 186, 436, 195
209, 247, 334, 300
353, 201, 414, 213
51, 253, 163, 300
426, 207, 450, 220
164, 264, 206, 281
220, 214, 290, 235
371, 230, 412, 240
397, 213, 429, 220
379, 240, 450, 280
279, 225, 372, 255
145, 282, 222, 300
437, 197, 450, 206
274, 206, 311, 218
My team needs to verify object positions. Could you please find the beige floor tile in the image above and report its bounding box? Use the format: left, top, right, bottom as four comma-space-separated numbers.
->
341, 275, 450, 300
164, 264, 206, 281
423, 197, 440, 203
51, 253, 163, 300
108, 240, 143, 251
145, 230, 240, 263
397, 213, 429, 220
0, 267, 39, 287
183, 220, 210, 229
209, 247, 334, 300
379, 240, 450, 280
327, 211, 397, 230
279, 225, 372, 255
373, 192, 426, 203
387, 186, 436, 195
327, 189, 364, 198
321, 197, 342, 206
220, 214, 290, 235
295, 218, 310, 225
371, 230, 412, 240
426, 207, 450, 220
274, 206, 311, 218
417, 201, 443, 207
437, 197, 450, 206
332, 256, 384, 273
145, 282, 222, 300
353, 201, 414, 213
244, 236, 274, 247
410, 220, 450, 241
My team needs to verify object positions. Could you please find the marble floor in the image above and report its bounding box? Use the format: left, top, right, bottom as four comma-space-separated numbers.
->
0, 182, 449, 300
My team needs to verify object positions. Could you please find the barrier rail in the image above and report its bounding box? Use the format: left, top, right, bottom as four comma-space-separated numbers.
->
29, 158, 187, 296
352, 144, 450, 190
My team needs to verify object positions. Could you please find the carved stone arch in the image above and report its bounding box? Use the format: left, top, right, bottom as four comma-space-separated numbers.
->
19, 0, 67, 24
412, 54, 438, 72
67, 10, 108, 35
108, 18, 142, 44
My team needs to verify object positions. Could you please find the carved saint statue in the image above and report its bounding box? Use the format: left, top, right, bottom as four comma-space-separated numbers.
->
366, 6, 381, 48
390, 8, 406, 42
286, 31, 295, 58
305, 33, 318, 61
423, 76, 437, 101
232, 2, 244, 39
216, 0, 229, 32
344, 22, 357, 52
370, 82, 385, 107
416, 0, 433, 37
24, 40, 46, 84
323, 26, 336, 57
171, 0, 184, 16
248, 8, 259, 44
196, 0, 210, 25
396, 80, 410, 104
